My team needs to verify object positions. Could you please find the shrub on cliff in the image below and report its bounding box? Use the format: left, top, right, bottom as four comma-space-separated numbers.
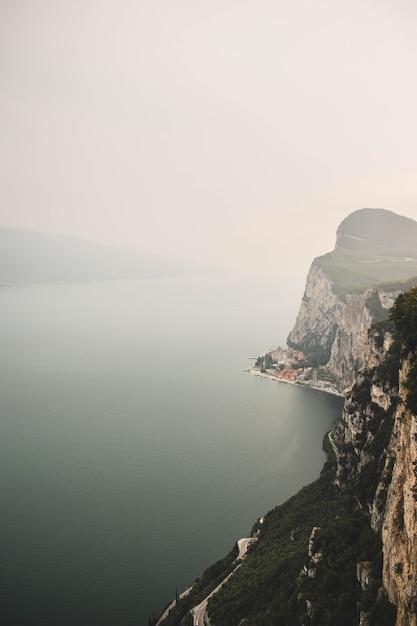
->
390, 286, 417, 413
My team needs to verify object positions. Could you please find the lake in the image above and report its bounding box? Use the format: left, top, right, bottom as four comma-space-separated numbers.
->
0, 275, 343, 625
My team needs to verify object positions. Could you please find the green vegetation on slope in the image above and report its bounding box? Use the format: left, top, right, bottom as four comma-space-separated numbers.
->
207, 470, 341, 625
154, 546, 239, 626
390, 285, 417, 414
314, 250, 417, 296
207, 472, 394, 625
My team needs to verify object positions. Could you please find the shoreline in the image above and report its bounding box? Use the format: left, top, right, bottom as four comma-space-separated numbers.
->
248, 368, 345, 398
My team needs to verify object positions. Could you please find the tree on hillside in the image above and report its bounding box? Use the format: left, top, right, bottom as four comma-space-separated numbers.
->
390, 286, 417, 412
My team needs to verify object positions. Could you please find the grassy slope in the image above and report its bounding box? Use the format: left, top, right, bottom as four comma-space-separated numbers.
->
314, 250, 417, 296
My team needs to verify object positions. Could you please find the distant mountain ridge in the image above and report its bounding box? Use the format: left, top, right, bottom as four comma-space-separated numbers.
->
0, 227, 206, 286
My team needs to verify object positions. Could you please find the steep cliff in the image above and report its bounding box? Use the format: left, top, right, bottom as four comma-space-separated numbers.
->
288, 208, 417, 391
380, 290, 417, 626
287, 263, 401, 390
382, 357, 417, 626
310, 288, 417, 626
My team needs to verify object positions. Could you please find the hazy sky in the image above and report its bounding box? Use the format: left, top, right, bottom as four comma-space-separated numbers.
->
1, 0, 417, 278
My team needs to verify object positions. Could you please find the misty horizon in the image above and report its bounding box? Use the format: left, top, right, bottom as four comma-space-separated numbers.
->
1, 0, 417, 279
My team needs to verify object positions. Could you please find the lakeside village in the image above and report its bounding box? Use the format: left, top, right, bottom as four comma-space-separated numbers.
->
249, 346, 343, 397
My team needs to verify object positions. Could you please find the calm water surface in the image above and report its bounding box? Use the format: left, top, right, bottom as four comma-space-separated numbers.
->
0, 275, 343, 625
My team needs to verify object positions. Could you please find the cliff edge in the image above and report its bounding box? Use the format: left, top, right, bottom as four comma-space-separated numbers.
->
288, 208, 417, 391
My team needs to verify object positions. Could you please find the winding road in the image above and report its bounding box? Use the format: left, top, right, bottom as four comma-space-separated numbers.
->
155, 587, 192, 625
190, 536, 256, 626
192, 565, 241, 626
157, 535, 256, 626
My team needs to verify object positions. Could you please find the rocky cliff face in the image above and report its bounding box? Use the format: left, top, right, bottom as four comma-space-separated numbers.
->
288, 262, 400, 391
329, 324, 396, 523
327, 290, 399, 391
286, 264, 339, 364
328, 311, 417, 626
382, 357, 417, 626
287, 208, 417, 391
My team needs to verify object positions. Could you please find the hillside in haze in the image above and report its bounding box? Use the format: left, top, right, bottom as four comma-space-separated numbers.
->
314, 208, 417, 295
0, 228, 206, 286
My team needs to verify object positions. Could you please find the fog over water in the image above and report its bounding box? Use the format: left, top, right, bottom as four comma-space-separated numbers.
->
0, 276, 343, 625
